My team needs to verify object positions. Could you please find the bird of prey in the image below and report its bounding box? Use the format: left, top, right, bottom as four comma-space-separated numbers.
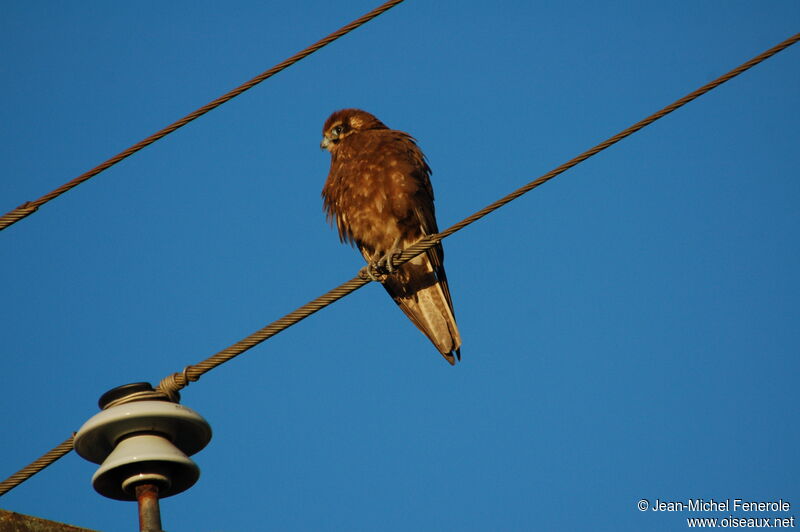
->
320, 109, 462, 364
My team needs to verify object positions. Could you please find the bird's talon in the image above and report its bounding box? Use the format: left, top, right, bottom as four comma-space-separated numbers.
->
382, 248, 403, 274
361, 262, 385, 282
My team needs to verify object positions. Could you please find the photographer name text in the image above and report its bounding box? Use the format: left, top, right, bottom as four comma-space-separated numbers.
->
647, 499, 791, 513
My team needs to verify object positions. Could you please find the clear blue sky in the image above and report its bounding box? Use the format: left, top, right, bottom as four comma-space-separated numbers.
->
1, 2, 798, 531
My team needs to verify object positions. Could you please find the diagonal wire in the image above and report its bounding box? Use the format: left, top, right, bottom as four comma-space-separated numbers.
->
157, 30, 800, 395
1, 31, 798, 498
0, 0, 406, 232
0, 436, 74, 497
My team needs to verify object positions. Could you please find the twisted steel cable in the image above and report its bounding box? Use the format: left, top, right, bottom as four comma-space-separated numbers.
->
1, 31, 797, 498
0, 0, 406, 232
158, 30, 800, 395
0, 436, 74, 497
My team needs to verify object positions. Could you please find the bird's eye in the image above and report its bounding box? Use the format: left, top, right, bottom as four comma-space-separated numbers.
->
332, 125, 343, 135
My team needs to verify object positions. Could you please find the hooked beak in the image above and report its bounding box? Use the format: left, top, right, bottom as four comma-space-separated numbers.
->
320, 136, 331, 150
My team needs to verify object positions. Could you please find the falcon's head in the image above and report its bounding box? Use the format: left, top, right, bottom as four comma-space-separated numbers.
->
320, 108, 388, 152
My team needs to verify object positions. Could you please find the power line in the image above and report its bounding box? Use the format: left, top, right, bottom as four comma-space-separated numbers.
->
158, 29, 800, 397
1, 31, 797, 498
0, 436, 74, 497
0, 0, 406, 232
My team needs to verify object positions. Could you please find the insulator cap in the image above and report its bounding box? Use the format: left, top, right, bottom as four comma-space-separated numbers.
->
74, 396, 211, 501
98, 382, 158, 409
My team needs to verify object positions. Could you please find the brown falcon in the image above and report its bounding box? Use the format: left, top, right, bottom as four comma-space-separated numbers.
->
320, 109, 462, 364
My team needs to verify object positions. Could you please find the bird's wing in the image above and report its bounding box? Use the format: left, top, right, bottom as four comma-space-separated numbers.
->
380, 131, 461, 362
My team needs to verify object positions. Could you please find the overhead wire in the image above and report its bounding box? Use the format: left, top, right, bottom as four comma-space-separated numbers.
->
1, 31, 798, 498
0, 437, 75, 497
159, 29, 800, 398
0, 0, 406, 232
